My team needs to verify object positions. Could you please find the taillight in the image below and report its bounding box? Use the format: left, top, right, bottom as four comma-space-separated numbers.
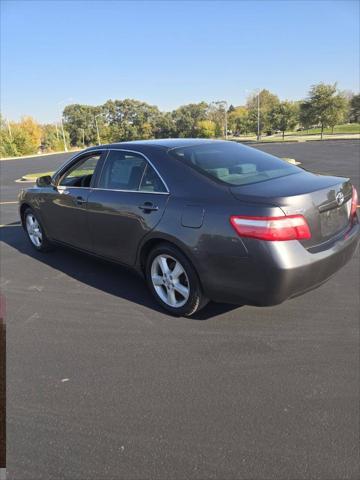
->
351, 186, 358, 217
230, 214, 311, 241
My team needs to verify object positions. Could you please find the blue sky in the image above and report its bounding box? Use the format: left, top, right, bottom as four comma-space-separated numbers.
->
1, 0, 359, 122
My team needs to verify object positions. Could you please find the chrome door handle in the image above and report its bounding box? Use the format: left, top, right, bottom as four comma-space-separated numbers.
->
138, 203, 159, 212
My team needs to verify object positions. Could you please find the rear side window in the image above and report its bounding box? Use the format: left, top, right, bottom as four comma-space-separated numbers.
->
98, 151, 147, 190
170, 142, 299, 186
140, 164, 167, 192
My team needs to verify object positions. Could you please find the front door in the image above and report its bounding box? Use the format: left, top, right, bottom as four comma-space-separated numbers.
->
40, 151, 105, 250
87, 149, 169, 265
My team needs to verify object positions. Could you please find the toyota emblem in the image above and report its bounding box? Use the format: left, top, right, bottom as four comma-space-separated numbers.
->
336, 191, 344, 206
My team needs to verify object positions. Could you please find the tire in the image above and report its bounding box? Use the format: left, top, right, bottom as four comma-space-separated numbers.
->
145, 243, 208, 317
23, 207, 53, 252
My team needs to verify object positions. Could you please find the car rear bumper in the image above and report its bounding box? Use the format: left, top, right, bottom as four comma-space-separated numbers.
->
201, 220, 360, 306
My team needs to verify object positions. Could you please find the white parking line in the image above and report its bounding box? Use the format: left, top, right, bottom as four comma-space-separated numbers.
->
15, 178, 36, 183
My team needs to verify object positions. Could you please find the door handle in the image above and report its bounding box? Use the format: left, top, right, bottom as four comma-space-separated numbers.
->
138, 202, 159, 212
76, 196, 86, 205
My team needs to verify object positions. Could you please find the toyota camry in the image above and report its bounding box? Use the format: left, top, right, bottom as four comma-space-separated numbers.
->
19, 139, 360, 316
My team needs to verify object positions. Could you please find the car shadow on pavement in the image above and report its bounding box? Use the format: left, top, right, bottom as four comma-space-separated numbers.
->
0, 226, 240, 320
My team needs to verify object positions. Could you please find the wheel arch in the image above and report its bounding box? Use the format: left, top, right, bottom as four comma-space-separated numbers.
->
19, 202, 32, 227
137, 234, 201, 279
138, 233, 209, 309
20, 202, 50, 238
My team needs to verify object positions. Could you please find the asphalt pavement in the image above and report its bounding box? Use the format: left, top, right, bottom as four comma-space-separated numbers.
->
0, 140, 359, 479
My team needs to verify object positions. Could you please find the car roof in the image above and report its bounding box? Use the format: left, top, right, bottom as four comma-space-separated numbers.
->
89, 138, 227, 151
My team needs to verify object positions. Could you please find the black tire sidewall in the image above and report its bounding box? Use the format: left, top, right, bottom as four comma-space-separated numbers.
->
145, 243, 205, 316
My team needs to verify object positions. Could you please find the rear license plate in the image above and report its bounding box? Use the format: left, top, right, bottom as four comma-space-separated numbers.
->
320, 199, 351, 237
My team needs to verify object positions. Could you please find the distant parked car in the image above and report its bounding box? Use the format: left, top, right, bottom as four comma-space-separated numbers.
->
19, 139, 359, 316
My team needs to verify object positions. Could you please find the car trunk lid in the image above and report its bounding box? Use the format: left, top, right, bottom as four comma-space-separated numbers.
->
229, 170, 353, 248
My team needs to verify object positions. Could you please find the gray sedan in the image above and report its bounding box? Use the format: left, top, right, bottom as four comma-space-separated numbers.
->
19, 139, 360, 316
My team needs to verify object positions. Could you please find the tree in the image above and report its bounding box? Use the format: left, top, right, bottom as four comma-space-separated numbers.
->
103, 98, 160, 140
19, 116, 42, 149
269, 101, 299, 139
349, 94, 360, 123
246, 89, 280, 138
139, 122, 153, 139
63, 104, 101, 146
0, 116, 17, 157
341, 90, 354, 122
0, 116, 42, 156
0, 115, 45, 157
207, 102, 228, 137
300, 83, 348, 139
327, 101, 348, 134
228, 106, 251, 135
172, 102, 209, 137
100, 99, 162, 142
41, 124, 69, 151
153, 112, 176, 138
196, 120, 216, 138
299, 100, 313, 132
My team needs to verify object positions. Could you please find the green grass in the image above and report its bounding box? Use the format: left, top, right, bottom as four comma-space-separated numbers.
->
287, 123, 360, 136
229, 123, 360, 142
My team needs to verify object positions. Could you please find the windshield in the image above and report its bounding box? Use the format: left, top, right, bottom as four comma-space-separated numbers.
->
170, 142, 300, 186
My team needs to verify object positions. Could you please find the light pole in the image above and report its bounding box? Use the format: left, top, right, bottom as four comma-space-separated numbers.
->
214, 100, 228, 139
6, 119, 12, 140
57, 98, 73, 152
81, 128, 85, 147
94, 114, 102, 145
257, 90, 261, 141
225, 103, 228, 139
245, 88, 261, 141
60, 117, 67, 151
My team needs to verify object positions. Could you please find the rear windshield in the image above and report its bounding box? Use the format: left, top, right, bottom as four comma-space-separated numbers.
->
170, 142, 299, 186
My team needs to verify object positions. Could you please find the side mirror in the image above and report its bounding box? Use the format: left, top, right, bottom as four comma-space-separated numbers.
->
36, 175, 53, 187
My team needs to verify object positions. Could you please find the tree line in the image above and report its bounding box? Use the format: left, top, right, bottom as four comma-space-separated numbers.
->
1, 82, 359, 157
0, 116, 70, 158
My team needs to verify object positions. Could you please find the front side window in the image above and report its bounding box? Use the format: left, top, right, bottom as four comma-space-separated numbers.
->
59, 153, 101, 187
170, 142, 300, 186
98, 150, 167, 192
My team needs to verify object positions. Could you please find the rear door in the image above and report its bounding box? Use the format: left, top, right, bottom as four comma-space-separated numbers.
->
87, 149, 169, 265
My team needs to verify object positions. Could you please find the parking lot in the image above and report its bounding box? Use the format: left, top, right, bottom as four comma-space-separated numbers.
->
1, 140, 359, 479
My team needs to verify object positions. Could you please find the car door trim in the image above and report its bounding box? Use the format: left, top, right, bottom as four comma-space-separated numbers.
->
54, 148, 170, 194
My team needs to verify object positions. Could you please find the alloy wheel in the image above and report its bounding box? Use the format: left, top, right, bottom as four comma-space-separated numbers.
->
150, 254, 190, 308
26, 213, 43, 248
